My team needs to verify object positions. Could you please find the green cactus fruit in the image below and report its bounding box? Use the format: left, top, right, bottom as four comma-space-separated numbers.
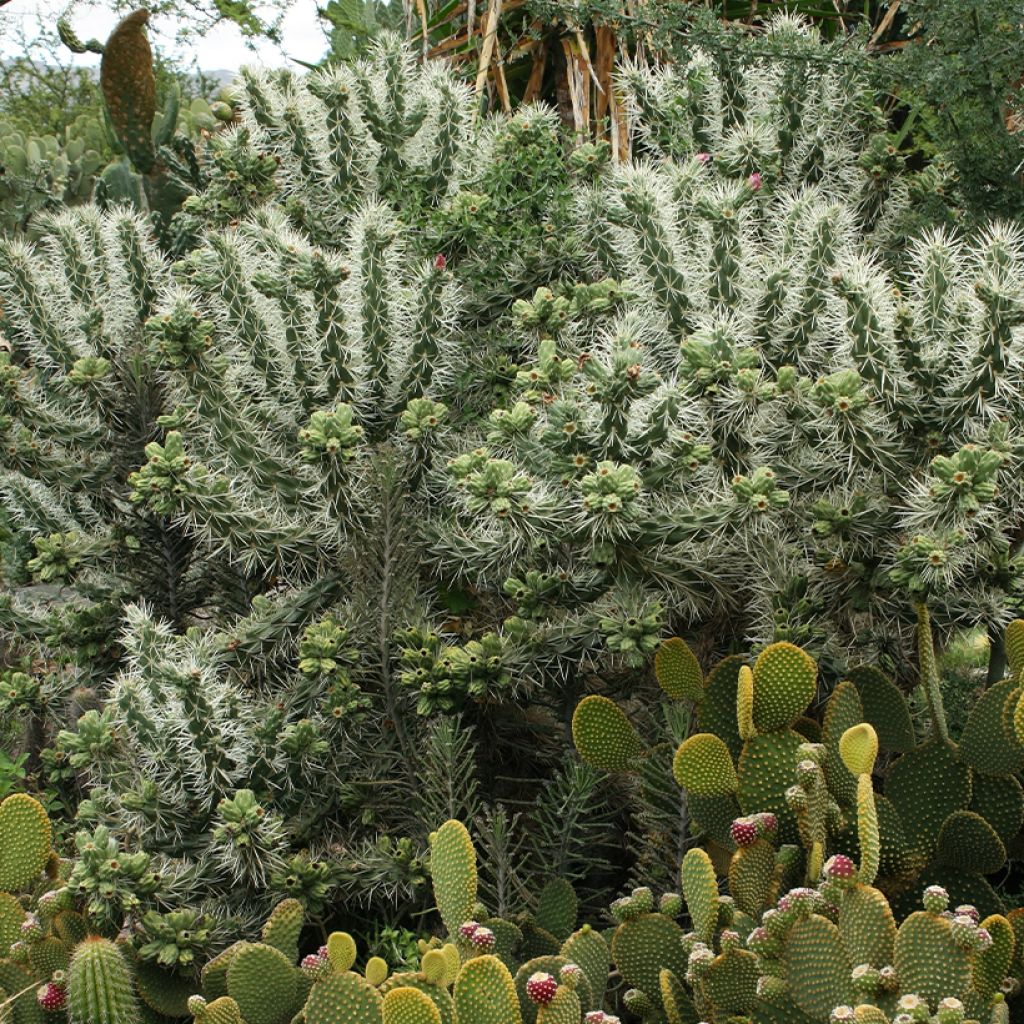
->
535, 986, 581, 1024
752, 643, 817, 733
203, 942, 249, 999
100, 10, 156, 173
136, 959, 198, 1017
654, 638, 703, 702
189, 995, 245, 1024
429, 820, 478, 940
305, 972, 383, 1024
610, 915, 687, 1009
226, 942, 298, 1024
837, 884, 896, 968
886, 741, 971, 856
970, 774, 1024, 842
366, 958, 389, 987
452, 955, 521, 1024
673, 734, 737, 795
659, 968, 696, 1024
681, 848, 719, 944
262, 899, 304, 963
846, 665, 915, 753
698, 655, 746, 759
838, 723, 877, 777
936, 811, 1006, 875
893, 910, 970, 1010
959, 679, 1024, 776
68, 936, 138, 1024
0, 794, 52, 892
737, 665, 756, 741
736, 731, 805, 843
1006, 620, 1024, 680
784, 914, 854, 1020
571, 696, 645, 772
973, 914, 1013, 1003
559, 926, 608, 1009
823, 684, 865, 804
728, 839, 776, 918
382, 987, 440, 1024
327, 933, 357, 974
535, 879, 577, 943
702, 947, 759, 1013
0, 892, 26, 956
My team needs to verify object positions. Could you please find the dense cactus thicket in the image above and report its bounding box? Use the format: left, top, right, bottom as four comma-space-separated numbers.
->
1, 13, 1023, 1024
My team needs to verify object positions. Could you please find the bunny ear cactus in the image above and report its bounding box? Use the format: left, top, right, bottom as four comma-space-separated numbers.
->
749, 877, 1015, 1024
0, 795, 52, 893
429, 821, 478, 944
452, 955, 522, 1024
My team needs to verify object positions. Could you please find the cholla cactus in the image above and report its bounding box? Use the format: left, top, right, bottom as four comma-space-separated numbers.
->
432, 146, 1024, 679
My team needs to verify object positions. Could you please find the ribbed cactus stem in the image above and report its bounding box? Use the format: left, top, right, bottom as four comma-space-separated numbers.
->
916, 604, 950, 745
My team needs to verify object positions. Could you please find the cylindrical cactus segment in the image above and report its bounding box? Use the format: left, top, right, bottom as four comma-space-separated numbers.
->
737, 665, 756, 741
429, 820, 478, 941
68, 936, 138, 1024
571, 696, 645, 773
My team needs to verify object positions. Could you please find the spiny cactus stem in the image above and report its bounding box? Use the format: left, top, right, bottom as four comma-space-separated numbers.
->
916, 603, 950, 745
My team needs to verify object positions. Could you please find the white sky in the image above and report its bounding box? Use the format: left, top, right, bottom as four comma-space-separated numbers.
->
1, 0, 329, 70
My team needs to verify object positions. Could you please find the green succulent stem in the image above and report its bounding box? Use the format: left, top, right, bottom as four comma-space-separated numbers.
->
916, 603, 950, 745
